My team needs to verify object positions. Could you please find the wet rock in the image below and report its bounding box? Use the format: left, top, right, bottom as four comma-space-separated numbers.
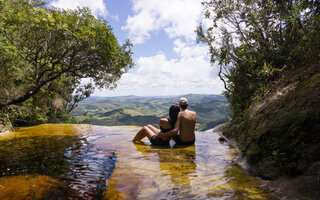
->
305, 161, 320, 181
256, 157, 280, 179
0, 174, 66, 200
260, 162, 320, 199
218, 137, 227, 143
103, 173, 145, 200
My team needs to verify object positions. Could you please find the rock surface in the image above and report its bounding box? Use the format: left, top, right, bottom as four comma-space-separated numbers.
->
222, 66, 320, 180
219, 123, 320, 200
260, 161, 320, 200
0, 175, 65, 199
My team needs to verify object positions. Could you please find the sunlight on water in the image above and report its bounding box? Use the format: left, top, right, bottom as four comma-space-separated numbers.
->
0, 124, 275, 199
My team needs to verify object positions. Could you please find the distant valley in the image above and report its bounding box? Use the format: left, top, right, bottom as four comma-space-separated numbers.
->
71, 94, 230, 131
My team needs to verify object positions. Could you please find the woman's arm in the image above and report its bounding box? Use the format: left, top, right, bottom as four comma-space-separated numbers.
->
158, 113, 181, 139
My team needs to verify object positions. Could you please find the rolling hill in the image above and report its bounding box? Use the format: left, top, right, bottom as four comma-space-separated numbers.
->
71, 94, 230, 130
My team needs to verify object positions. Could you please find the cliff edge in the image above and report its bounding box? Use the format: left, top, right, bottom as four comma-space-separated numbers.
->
221, 65, 320, 199
225, 65, 319, 177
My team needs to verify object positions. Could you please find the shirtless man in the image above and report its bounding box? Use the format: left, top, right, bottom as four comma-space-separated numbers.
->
158, 97, 196, 145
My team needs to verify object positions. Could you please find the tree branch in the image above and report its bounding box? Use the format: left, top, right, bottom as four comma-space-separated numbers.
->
0, 69, 68, 108
219, 64, 230, 92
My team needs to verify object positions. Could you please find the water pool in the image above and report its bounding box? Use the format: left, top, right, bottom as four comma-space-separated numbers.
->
0, 124, 275, 199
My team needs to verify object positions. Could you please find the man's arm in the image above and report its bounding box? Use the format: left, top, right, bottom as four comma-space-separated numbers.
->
158, 113, 181, 139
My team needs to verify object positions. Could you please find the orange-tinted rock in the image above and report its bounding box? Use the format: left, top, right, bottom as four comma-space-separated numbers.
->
103, 171, 145, 200
0, 174, 65, 200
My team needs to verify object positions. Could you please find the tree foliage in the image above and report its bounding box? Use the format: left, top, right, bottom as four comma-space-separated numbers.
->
0, 0, 133, 125
198, 0, 320, 126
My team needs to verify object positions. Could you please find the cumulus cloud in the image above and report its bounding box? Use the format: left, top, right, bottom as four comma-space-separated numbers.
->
48, 0, 225, 96
122, 0, 203, 44
98, 41, 224, 96
50, 0, 108, 17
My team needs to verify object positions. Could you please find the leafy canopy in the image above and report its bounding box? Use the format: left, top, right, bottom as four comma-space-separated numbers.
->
0, 0, 134, 108
198, 0, 320, 125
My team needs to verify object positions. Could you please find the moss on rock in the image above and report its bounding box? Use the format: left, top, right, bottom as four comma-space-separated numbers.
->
223, 65, 320, 179
0, 115, 14, 133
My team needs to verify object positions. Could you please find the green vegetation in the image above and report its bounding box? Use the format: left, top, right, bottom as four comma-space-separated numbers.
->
71, 94, 230, 131
199, 0, 320, 178
0, 0, 133, 127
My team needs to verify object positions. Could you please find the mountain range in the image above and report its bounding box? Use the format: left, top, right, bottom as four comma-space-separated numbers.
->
71, 94, 230, 131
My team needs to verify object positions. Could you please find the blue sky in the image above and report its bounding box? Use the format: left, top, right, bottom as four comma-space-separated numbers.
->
48, 0, 224, 96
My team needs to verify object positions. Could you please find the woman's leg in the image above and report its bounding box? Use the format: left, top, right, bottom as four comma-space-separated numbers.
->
132, 127, 147, 142
146, 124, 159, 135
143, 126, 157, 141
132, 126, 157, 142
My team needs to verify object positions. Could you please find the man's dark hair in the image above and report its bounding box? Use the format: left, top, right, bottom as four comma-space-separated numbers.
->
180, 104, 188, 110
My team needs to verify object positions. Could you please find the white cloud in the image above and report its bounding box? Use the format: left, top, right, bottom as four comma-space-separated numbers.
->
97, 41, 224, 96
50, 0, 108, 17
110, 14, 119, 22
122, 0, 203, 44
54, 0, 226, 96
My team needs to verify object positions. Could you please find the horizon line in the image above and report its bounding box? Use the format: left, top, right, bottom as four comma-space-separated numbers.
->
88, 93, 224, 98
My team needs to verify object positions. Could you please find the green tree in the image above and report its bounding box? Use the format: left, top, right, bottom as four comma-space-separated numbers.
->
198, 0, 320, 126
0, 0, 133, 109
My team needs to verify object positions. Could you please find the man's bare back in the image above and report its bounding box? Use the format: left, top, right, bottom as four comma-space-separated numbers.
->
177, 109, 196, 142
158, 97, 197, 145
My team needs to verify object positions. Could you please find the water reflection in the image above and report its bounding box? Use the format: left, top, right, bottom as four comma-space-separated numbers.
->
156, 145, 197, 198
156, 145, 196, 186
0, 124, 275, 200
0, 125, 117, 199
0, 136, 75, 177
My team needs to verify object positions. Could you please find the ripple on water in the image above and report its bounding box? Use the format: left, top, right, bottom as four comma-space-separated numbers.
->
0, 124, 276, 199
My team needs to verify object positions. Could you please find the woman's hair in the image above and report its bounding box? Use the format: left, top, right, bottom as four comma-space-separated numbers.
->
169, 104, 181, 128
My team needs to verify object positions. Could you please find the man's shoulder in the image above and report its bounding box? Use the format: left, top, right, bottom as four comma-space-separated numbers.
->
191, 110, 196, 118
180, 109, 196, 117
187, 109, 196, 115
187, 110, 196, 120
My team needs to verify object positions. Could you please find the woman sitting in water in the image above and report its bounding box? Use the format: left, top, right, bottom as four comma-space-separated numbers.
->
132, 104, 180, 146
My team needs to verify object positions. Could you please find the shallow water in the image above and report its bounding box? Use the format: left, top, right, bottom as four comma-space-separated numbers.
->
0, 124, 274, 199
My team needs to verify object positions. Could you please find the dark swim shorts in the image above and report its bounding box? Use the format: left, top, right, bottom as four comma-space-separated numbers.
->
174, 135, 195, 145
150, 135, 170, 146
